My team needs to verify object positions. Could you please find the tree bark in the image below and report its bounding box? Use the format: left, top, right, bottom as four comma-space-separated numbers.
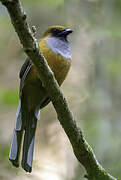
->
0, 0, 117, 179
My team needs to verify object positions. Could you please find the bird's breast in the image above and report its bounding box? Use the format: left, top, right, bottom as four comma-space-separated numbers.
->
38, 38, 71, 85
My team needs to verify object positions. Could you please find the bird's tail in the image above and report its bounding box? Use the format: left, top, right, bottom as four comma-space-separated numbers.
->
21, 111, 37, 173
9, 100, 24, 167
9, 100, 38, 173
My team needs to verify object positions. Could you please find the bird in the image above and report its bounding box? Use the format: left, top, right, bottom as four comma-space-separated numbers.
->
9, 25, 73, 173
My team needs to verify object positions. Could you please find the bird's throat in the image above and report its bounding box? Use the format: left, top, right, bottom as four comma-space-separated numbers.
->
45, 37, 72, 60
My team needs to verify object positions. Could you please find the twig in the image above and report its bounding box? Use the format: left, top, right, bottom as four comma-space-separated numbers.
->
0, 0, 117, 179
31, 26, 36, 37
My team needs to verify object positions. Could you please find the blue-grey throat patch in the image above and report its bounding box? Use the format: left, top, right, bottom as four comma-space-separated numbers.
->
45, 37, 72, 60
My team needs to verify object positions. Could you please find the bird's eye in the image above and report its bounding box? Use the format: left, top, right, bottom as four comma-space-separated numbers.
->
52, 28, 60, 34
52, 28, 58, 32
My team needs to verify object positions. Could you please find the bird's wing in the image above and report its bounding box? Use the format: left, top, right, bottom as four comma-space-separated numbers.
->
19, 58, 51, 109
19, 58, 32, 96
19, 58, 31, 79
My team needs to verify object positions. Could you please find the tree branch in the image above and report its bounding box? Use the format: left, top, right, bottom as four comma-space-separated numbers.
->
0, 0, 117, 179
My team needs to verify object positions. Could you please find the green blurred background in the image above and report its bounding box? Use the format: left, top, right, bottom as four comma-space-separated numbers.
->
0, 0, 121, 179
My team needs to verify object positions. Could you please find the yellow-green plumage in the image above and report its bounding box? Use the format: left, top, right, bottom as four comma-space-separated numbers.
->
39, 38, 71, 85
9, 25, 72, 173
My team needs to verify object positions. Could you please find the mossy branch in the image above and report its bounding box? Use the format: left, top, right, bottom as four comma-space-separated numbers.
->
0, 0, 117, 179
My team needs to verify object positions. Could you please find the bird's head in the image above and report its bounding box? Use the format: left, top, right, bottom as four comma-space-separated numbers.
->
41, 25, 73, 60
42, 25, 73, 41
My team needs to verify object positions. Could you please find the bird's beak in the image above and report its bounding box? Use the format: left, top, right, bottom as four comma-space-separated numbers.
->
56, 29, 73, 37
64, 29, 73, 35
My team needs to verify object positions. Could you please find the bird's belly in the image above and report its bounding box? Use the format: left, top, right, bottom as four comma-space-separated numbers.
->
22, 81, 47, 111
39, 39, 71, 85
52, 58, 71, 85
